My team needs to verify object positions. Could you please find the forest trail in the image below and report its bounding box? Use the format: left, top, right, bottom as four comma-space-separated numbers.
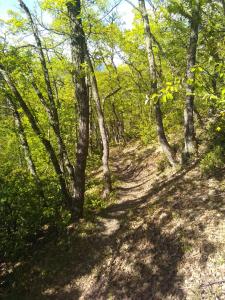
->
1, 1, 224, 299
98, 143, 158, 236
89, 142, 225, 300
1, 142, 225, 300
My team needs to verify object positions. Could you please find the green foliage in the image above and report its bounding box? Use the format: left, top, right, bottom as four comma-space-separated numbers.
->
200, 146, 224, 176
210, 115, 225, 147
156, 155, 170, 172
84, 182, 106, 217
87, 153, 102, 170
85, 194, 106, 212
0, 0, 224, 263
201, 112, 225, 176
0, 169, 69, 261
138, 120, 156, 145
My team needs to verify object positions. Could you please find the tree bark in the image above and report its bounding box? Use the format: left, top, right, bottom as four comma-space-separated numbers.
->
139, 0, 177, 166
86, 54, 112, 198
155, 99, 177, 166
67, 0, 89, 220
184, 1, 200, 157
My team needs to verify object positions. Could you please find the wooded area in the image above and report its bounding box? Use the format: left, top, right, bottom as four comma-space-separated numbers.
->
0, 0, 224, 298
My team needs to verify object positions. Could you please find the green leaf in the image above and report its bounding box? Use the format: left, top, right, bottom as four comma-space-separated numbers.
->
151, 93, 159, 99
166, 92, 173, 100
187, 78, 194, 85
161, 94, 167, 103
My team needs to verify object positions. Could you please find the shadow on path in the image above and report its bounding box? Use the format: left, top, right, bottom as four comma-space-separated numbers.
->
1, 150, 225, 300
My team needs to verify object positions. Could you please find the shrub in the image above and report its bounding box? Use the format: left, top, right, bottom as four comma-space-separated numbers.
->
156, 156, 170, 172
200, 145, 224, 176
0, 169, 68, 261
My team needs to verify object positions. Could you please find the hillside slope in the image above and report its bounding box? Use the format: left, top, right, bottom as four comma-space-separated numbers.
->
1, 142, 225, 300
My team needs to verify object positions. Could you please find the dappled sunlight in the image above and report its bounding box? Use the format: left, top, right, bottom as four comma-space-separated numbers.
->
2, 143, 224, 299
0, 0, 224, 298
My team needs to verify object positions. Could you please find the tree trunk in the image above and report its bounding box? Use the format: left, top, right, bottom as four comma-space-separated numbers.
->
67, 0, 89, 220
155, 99, 177, 166
0, 65, 71, 208
184, 1, 200, 158
30, 79, 75, 183
7, 97, 38, 177
86, 55, 112, 198
7, 95, 46, 199
89, 84, 94, 154
139, 0, 177, 166
110, 101, 124, 143
19, 0, 75, 188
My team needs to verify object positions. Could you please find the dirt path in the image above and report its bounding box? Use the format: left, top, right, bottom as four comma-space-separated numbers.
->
81, 144, 225, 300
1, 143, 225, 300
99, 144, 157, 236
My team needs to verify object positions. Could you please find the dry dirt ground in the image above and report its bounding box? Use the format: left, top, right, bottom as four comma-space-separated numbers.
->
1, 142, 225, 300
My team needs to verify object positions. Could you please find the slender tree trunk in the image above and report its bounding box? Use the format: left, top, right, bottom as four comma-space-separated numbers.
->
7, 98, 38, 177
139, 0, 177, 166
0, 65, 71, 208
155, 99, 177, 165
30, 80, 74, 182
67, 0, 89, 220
86, 55, 112, 198
7, 96, 45, 199
110, 101, 124, 143
184, 1, 200, 158
89, 83, 94, 154
19, 0, 75, 187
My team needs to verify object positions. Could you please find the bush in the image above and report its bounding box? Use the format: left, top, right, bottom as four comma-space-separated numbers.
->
0, 169, 69, 261
200, 145, 224, 176
156, 156, 170, 172
208, 113, 225, 148
84, 183, 106, 216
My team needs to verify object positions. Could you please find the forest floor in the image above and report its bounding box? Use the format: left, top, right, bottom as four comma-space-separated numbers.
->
1, 141, 225, 300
